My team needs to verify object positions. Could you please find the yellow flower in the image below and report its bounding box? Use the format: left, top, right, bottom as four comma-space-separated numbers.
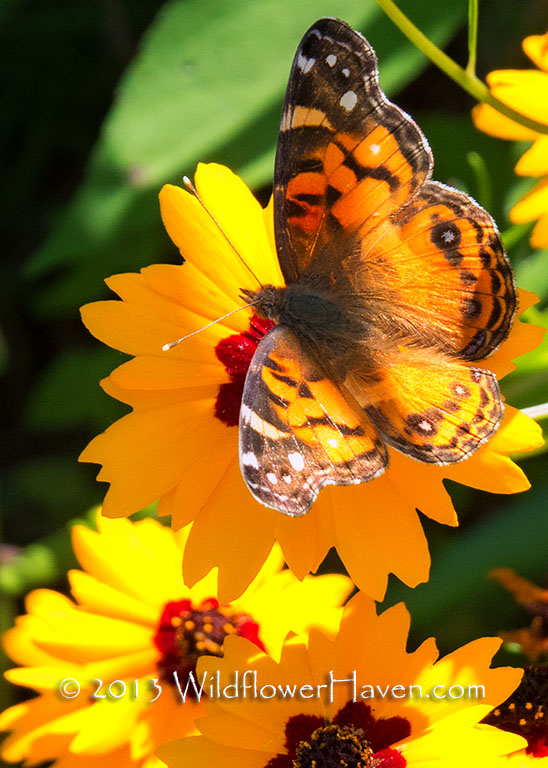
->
0, 514, 351, 767
157, 592, 526, 768
473, 32, 548, 248
80, 163, 544, 603
483, 665, 548, 765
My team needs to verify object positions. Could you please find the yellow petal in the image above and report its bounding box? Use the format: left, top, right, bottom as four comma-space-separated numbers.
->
403, 710, 526, 766
531, 212, 548, 249
487, 406, 543, 454
5, 666, 85, 691
333, 477, 430, 600
140, 262, 251, 336
30, 611, 153, 663
169, 427, 239, 529
194, 164, 283, 287
0, 695, 83, 764
160, 165, 282, 305
183, 460, 278, 603
511, 177, 548, 222
68, 571, 159, 626
472, 103, 538, 141
485, 69, 548, 124
489, 290, 545, 378
275, 497, 334, 580
443, 408, 540, 493
523, 32, 548, 72
109, 356, 224, 391
515, 136, 548, 176
71, 519, 182, 610
388, 451, 458, 526
80, 396, 225, 518
157, 735, 267, 768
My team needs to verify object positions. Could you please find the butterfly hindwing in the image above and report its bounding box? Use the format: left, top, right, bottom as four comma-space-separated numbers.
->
239, 325, 388, 516
274, 17, 433, 282
347, 347, 503, 463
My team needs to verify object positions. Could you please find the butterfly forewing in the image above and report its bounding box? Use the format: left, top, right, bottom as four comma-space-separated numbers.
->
274, 17, 433, 282
239, 325, 388, 516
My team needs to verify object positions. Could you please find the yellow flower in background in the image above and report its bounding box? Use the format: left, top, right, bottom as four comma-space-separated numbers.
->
0, 514, 351, 767
79, 163, 543, 603
473, 32, 548, 248
158, 593, 526, 768
483, 665, 548, 765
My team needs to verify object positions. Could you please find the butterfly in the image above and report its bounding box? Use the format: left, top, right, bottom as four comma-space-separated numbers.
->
238, 17, 516, 517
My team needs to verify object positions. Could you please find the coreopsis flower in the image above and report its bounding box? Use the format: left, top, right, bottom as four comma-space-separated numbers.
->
0, 515, 351, 767
489, 568, 548, 662
80, 163, 543, 602
484, 665, 548, 765
158, 592, 526, 768
473, 31, 548, 248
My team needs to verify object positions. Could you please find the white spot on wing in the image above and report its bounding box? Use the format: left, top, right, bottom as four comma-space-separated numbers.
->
280, 110, 291, 131
326, 54, 337, 67
241, 403, 252, 422
283, 475, 292, 484
243, 406, 287, 439
297, 54, 315, 73
370, 143, 380, 155
342, 67, 350, 78
288, 452, 305, 471
266, 472, 278, 485
442, 229, 456, 243
242, 452, 259, 468
340, 90, 358, 112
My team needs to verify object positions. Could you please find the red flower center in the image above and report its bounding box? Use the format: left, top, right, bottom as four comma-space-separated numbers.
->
483, 665, 548, 757
266, 701, 410, 767
214, 314, 275, 426
154, 597, 265, 695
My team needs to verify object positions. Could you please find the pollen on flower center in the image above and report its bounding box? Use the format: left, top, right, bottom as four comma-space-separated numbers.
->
294, 724, 373, 768
154, 597, 265, 692
265, 703, 409, 768
483, 665, 548, 757
214, 313, 275, 426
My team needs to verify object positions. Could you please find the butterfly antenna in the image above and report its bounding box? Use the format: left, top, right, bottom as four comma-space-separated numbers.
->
183, 176, 264, 288
162, 298, 260, 351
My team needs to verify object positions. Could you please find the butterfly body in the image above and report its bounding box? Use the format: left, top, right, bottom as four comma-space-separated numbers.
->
238, 18, 516, 517
242, 281, 369, 372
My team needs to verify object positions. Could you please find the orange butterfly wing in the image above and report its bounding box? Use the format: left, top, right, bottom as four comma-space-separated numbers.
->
346, 348, 503, 463
360, 181, 516, 360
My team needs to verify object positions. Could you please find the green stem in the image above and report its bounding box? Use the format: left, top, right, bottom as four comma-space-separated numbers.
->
466, 0, 478, 77
374, 0, 548, 135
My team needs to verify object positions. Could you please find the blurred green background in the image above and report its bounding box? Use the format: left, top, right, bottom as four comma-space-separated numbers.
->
1, 0, 548, 740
